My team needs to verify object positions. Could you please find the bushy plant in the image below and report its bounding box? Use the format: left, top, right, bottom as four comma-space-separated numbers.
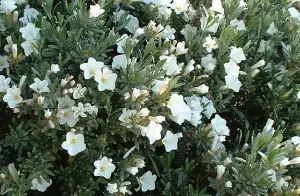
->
0, 0, 299, 195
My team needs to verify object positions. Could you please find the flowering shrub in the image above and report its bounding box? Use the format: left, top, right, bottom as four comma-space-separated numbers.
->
0, 0, 300, 195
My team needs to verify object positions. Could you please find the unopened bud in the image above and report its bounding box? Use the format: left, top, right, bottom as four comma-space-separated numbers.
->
251, 60, 265, 69
251, 69, 260, 77
63, 89, 68, 94
61, 79, 68, 87
48, 120, 55, 129
12, 44, 17, 59
66, 75, 74, 81
13, 11, 18, 23
0, 173, 5, 179
70, 80, 76, 87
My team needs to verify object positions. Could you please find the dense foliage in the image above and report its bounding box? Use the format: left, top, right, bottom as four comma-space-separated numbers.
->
0, 0, 300, 195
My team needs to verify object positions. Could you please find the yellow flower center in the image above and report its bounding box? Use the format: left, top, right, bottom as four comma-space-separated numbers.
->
167, 101, 172, 106
71, 139, 76, 144
101, 76, 108, 83
0, 62, 3, 66
90, 69, 96, 75
176, 5, 182, 10
14, 95, 19, 100
30, 43, 35, 49
100, 166, 105, 171
63, 112, 69, 117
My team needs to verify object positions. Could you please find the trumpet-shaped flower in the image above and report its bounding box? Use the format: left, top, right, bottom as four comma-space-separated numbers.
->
0, 0, 17, 14
94, 68, 117, 91
19, 23, 40, 41
167, 94, 191, 124
224, 59, 240, 77
112, 54, 129, 69
29, 78, 50, 93
211, 0, 224, 14
201, 54, 217, 73
93, 156, 116, 179
203, 35, 218, 53
211, 114, 230, 136
170, 0, 189, 15
225, 75, 242, 92
162, 131, 183, 152
61, 132, 86, 156
0, 55, 9, 71
3, 87, 23, 108
0, 75, 11, 92
230, 46, 246, 64
230, 19, 246, 31
80, 57, 104, 79
19, 8, 39, 24
142, 121, 162, 144
160, 55, 181, 76
72, 102, 87, 118
138, 171, 157, 192
31, 176, 52, 192
89, 4, 105, 18
21, 40, 39, 56
58, 108, 79, 127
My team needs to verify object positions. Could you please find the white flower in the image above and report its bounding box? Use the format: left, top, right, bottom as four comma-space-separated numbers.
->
258, 40, 270, 53
73, 84, 86, 99
181, 24, 197, 40
230, 46, 246, 64
94, 68, 117, 91
224, 59, 240, 77
119, 108, 137, 128
44, 109, 52, 118
175, 41, 188, 56
151, 78, 169, 95
216, 165, 226, 179
93, 156, 116, 179
211, 0, 224, 14
158, 6, 172, 20
167, 94, 192, 125
89, 4, 105, 18
160, 55, 181, 76
112, 54, 129, 69
288, 7, 300, 22
51, 64, 60, 73
201, 97, 216, 119
80, 57, 104, 79
106, 183, 118, 193
297, 91, 300, 101
57, 95, 75, 108
115, 10, 139, 34
142, 121, 162, 144
239, 0, 247, 9
19, 23, 40, 41
162, 131, 183, 152
0, 55, 9, 71
31, 176, 52, 192
201, 54, 217, 73
72, 102, 87, 118
160, 25, 176, 40
230, 19, 246, 31
183, 59, 195, 76
266, 22, 277, 35
29, 78, 50, 93
251, 60, 265, 69
185, 95, 204, 126
223, 157, 232, 166
203, 35, 218, 53
3, 87, 23, 108
61, 132, 86, 156
21, 40, 39, 56
0, 0, 17, 14
0, 75, 11, 92
138, 171, 157, 192
170, 0, 189, 15
149, 116, 165, 123
19, 8, 39, 24
225, 181, 232, 188
280, 157, 290, 168
225, 75, 242, 92
190, 84, 209, 94
137, 108, 150, 117
84, 103, 98, 115
211, 114, 230, 136
116, 34, 129, 53
58, 108, 79, 127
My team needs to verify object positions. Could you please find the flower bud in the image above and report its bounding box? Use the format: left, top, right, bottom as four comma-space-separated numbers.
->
251, 69, 260, 77
0, 173, 5, 179
251, 60, 265, 69
12, 44, 17, 59
61, 79, 68, 87
223, 157, 232, 166
13, 11, 18, 23
70, 80, 76, 87
63, 89, 68, 94
48, 120, 55, 129
216, 165, 226, 179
